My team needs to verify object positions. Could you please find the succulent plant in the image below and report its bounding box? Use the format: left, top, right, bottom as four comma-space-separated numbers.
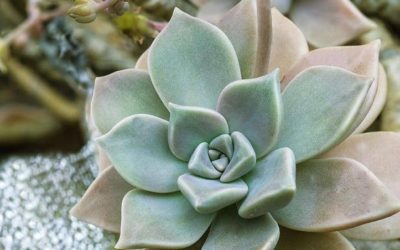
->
72, 0, 400, 249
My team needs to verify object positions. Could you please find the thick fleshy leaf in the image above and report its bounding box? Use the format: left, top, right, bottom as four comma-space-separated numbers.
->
221, 132, 256, 182
135, 49, 149, 71
188, 142, 222, 179
70, 166, 133, 233
282, 41, 380, 135
276, 227, 355, 250
97, 114, 187, 193
289, 0, 376, 47
116, 190, 215, 249
272, 158, 400, 232
354, 64, 387, 133
322, 132, 400, 240
268, 8, 308, 77
217, 0, 271, 78
91, 69, 168, 134
274, 66, 372, 163
239, 147, 296, 218
203, 206, 279, 250
178, 174, 248, 214
217, 69, 282, 158
168, 104, 229, 161
209, 134, 233, 159
149, 9, 241, 110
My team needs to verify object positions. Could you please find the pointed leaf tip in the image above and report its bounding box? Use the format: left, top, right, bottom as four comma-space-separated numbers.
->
149, 8, 241, 109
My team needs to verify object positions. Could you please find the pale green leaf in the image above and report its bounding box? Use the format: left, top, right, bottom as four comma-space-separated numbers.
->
91, 69, 168, 134
220, 132, 256, 182
178, 174, 248, 214
116, 190, 215, 249
149, 9, 241, 110
168, 103, 229, 161
203, 206, 279, 250
239, 147, 296, 218
97, 114, 187, 193
217, 69, 282, 158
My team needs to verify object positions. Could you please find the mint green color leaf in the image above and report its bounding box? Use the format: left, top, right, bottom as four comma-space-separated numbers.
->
203, 206, 279, 250
97, 114, 187, 193
209, 134, 234, 159
272, 158, 400, 232
188, 142, 222, 179
239, 147, 296, 218
178, 174, 248, 214
220, 132, 256, 182
275, 66, 373, 163
148, 9, 241, 110
91, 69, 169, 134
217, 69, 282, 158
168, 103, 229, 161
116, 190, 215, 249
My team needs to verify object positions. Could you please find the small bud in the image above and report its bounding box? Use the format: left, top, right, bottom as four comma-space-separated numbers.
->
68, 3, 97, 23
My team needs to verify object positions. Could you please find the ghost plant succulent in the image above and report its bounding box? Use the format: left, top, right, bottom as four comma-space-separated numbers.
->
71, 0, 400, 249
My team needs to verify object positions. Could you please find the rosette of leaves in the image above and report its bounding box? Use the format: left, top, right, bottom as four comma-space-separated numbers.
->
72, 0, 400, 249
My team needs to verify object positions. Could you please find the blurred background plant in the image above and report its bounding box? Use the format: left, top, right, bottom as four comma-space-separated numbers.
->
0, 0, 196, 154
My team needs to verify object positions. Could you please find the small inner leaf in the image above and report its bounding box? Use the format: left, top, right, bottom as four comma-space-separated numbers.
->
189, 142, 222, 179
178, 174, 248, 214
220, 132, 256, 182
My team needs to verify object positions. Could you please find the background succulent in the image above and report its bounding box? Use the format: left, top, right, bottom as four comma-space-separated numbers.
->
71, 0, 400, 249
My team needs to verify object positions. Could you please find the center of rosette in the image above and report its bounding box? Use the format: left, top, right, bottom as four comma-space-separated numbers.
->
188, 131, 257, 183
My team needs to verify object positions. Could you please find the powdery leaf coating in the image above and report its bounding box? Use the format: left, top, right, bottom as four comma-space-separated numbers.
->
149, 9, 241, 110
116, 190, 215, 249
289, 0, 376, 47
275, 66, 372, 162
70, 166, 133, 233
323, 132, 400, 240
91, 69, 169, 134
178, 174, 248, 214
239, 147, 296, 218
168, 104, 229, 161
276, 227, 355, 250
203, 206, 279, 250
97, 114, 187, 193
272, 158, 400, 232
217, 69, 282, 158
